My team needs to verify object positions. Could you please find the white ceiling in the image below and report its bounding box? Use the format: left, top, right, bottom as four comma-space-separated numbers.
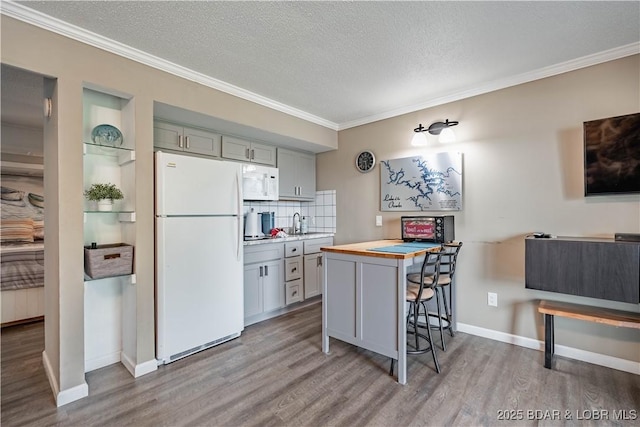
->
2, 1, 640, 131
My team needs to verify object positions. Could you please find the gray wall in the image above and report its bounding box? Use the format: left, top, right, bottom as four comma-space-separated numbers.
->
318, 55, 640, 363
1, 15, 336, 402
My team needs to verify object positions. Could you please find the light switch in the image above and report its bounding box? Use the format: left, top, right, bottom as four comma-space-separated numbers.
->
375, 215, 382, 227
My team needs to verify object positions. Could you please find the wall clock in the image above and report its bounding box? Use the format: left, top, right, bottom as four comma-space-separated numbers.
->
355, 150, 376, 173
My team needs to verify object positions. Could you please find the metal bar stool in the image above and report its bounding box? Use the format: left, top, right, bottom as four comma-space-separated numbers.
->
390, 250, 442, 376
405, 242, 462, 352
434, 242, 463, 340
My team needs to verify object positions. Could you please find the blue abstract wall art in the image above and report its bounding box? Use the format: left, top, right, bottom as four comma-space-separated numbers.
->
380, 152, 463, 211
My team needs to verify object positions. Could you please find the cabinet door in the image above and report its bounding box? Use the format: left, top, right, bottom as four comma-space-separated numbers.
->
184, 127, 221, 157
277, 148, 298, 199
222, 136, 251, 162
263, 259, 284, 312
251, 142, 277, 166
154, 121, 183, 151
244, 263, 263, 319
297, 152, 316, 200
316, 254, 324, 297
304, 254, 322, 298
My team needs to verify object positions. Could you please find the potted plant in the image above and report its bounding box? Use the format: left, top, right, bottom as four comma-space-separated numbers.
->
84, 183, 124, 211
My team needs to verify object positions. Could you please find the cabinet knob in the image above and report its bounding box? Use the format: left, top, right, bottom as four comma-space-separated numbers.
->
292, 267, 297, 273
178, 135, 183, 148
185, 136, 190, 149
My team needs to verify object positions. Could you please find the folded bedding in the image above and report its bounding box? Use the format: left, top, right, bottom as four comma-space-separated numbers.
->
1, 243, 44, 290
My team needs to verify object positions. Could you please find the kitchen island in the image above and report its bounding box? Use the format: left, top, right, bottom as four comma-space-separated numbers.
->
321, 239, 441, 385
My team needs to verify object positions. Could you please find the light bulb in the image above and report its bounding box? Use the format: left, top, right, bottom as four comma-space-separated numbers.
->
439, 127, 456, 143
411, 132, 428, 146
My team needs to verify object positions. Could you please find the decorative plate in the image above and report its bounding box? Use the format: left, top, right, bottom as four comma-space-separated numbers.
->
91, 124, 123, 147
355, 150, 376, 173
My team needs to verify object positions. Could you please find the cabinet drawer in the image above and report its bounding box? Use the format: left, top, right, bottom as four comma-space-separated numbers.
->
285, 279, 303, 305
304, 237, 333, 255
285, 256, 303, 281
285, 241, 303, 257
244, 243, 284, 265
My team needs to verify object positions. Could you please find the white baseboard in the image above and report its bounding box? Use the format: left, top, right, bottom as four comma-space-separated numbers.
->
457, 323, 640, 375
41, 350, 59, 398
121, 352, 158, 378
42, 350, 88, 407
134, 358, 159, 377
85, 351, 121, 373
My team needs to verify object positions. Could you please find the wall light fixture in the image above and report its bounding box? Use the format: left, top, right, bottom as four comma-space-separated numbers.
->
411, 119, 459, 145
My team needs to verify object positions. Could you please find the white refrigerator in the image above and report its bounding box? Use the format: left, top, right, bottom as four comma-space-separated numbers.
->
155, 151, 244, 364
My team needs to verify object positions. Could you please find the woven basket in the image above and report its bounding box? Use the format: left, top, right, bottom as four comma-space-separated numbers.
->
84, 243, 133, 279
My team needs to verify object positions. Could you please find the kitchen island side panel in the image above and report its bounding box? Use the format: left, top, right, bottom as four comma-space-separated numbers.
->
324, 253, 401, 358
360, 262, 399, 356
326, 258, 357, 342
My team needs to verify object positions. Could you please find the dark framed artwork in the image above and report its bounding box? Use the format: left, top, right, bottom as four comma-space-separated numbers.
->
584, 112, 640, 196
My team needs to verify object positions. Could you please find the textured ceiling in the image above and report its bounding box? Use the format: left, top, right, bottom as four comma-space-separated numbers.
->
4, 1, 640, 129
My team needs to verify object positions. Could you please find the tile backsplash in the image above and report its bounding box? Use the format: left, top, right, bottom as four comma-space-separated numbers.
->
243, 190, 336, 233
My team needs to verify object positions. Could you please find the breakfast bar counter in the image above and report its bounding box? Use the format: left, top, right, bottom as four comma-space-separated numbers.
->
321, 239, 441, 385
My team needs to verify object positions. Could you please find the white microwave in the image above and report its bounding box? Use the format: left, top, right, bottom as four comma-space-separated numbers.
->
242, 164, 279, 201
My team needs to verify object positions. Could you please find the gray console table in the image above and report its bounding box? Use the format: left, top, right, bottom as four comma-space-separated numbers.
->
525, 236, 640, 304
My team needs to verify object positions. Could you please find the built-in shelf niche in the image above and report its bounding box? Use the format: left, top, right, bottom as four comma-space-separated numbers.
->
82, 85, 137, 375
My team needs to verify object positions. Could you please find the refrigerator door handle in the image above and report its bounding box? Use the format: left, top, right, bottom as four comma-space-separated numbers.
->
236, 169, 242, 261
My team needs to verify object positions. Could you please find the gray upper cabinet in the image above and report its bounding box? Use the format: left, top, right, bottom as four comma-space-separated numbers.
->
221, 135, 276, 166
154, 121, 221, 157
277, 148, 316, 200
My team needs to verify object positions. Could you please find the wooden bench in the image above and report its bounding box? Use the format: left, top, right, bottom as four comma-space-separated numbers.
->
538, 300, 640, 369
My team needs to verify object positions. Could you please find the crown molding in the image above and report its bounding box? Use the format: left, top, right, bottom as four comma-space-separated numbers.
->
338, 42, 640, 130
3, 1, 637, 133
1, 1, 340, 131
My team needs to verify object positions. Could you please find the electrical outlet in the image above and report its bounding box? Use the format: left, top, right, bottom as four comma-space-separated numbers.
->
488, 292, 498, 307
375, 215, 382, 227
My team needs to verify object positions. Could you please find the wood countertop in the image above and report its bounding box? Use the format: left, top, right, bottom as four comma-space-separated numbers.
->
321, 239, 440, 260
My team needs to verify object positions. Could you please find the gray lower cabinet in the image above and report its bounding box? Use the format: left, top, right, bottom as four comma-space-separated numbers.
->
222, 135, 276, 166
303, 237, 333, 298
244, 243, 284, 324
154, 121, 221, 156
277, 148, 316, 200
303, 254, 322, 298
525, 236, 640, 303
284, 241, 304, 305
244, 237, 333, 325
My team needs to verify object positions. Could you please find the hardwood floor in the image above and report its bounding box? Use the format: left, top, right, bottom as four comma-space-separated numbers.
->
2, 303, 639, 426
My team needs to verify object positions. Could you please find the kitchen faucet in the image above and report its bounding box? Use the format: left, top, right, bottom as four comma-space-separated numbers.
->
292, 212, 300, 234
